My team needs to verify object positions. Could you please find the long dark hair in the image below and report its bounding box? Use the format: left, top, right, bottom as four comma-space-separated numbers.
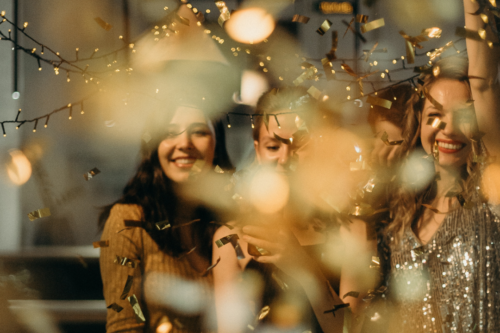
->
98, 99, 234, 259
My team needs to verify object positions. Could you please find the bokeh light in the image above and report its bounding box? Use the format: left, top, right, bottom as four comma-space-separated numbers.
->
226, 7, 275, 44
6, 149, 32, 185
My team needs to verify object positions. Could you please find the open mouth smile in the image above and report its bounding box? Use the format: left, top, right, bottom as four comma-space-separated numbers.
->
436, 140, 465, 154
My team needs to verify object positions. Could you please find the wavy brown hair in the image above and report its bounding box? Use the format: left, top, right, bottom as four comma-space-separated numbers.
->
385, 57, 487, 244
98, 99, 234, 259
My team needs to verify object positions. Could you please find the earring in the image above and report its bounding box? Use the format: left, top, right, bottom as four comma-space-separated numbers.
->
432, 140, 439, 160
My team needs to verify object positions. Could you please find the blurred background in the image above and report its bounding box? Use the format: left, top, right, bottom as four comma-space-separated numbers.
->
0, 0, 465, 331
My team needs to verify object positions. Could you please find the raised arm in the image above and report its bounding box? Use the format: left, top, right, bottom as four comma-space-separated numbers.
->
464, 0, 500, 156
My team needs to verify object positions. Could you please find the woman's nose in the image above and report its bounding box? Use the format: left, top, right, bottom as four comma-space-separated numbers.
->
278, 145, 291, 165
176, 131, 193, 149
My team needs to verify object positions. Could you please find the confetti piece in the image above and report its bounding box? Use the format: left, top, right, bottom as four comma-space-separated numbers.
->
93, 240, 109, 248
360, 18, 385, 33
427, 117, 447, 130
175, 14, 190, 26
76, 255, 88, 269
214, 165, 225, 173
155, 220, 171, 230
348, 203, 373, 216
366, 95, 392, 109
341, 63, 357, 77
455, 27, 483, 41
84, 167, 100, 181
202, 256, 221, 276
324, 303, 350, 316
293, 67, 317, 86
128, 295, 146, 323
114, 255, 138, 268
370, 256, 380, 268
343, 291, 360, 299
94, 17, 112, 31
120, 275, 134, 300
364, 42, 378, 62
316, 19, 332, 36
363, 286, 387, 302
381, 131, 404, 146
189, 159, 206, 177
248, 243, 271, 256
292, 14, 310, 24
28, 207, 51, 221
343, 18, 355, 38
412, 246, 425, 256
424, 89, 444, 111
215, 234, 245, 259
422, 27, 442, 38
307, 85, 322, 100
107, 303, 124, 313
432, 140, 440, 160
258, 306, 271, 320
215, 1, 230, 27
356, 14, 368, 23
326, 31, 338, 61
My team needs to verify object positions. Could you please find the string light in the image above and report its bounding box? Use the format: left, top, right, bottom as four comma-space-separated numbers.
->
15, 109, 21, 122
274, 115, 281, 129
75, 47, 79, 60
66, 72, 70, 82
68, 104, 72, 119
226, 114, 231, 128
37, 58, 42, 71
33, 119, 37, 132
80, 101, 84, 114
44, 116, 49, 128
1, 123, 5, 137
250, 115, 255, 129
22, 22, 28, 31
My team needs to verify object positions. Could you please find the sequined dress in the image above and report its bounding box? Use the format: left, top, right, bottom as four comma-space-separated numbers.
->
387, 203, 500, 332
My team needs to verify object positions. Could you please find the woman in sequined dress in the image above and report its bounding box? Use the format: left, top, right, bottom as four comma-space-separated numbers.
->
378, 1, 500, 332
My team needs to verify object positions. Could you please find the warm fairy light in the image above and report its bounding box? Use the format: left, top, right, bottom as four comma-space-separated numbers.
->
187, 3, 192, 8
259, 62, 264, 66
196, 21, 201, 26
373, 60, 378, 66
279, 76, 283, 80
385, 69, 389, 73
206, 9, 210, 13
266, 56, 271, 60
23, 22, 28, 28
225, 7, 275, 44
263, 68, 268, 72
381, 73, 386, 78
6, 149, 32, 185
346, 86, 351, 91
164, 6, 168, 10
31, 48, 36, 53
1, 11, 5, 17
401, 56, 405, 60
347, 95, 351, 100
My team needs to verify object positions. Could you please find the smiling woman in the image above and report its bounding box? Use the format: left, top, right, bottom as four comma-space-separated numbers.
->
97, 97, 234, 333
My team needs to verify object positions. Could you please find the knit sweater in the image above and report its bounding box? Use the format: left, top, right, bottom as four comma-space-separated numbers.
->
99, 204, 214, 333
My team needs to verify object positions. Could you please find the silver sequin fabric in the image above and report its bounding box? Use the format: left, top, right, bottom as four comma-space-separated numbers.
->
387, 203, 500, 332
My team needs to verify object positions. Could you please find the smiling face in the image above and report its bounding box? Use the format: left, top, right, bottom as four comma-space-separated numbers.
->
157, 106, 215, 183
420, 79, 472, 169
254, 111, 306, 173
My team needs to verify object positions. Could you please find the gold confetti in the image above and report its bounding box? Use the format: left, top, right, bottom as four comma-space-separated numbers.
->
28, 207, 51, 221
214, 165, 225, 173
120, 275, 134, 300
424, 89, 444, 111
128, 295, 146, 323
326, 31, 338, 60
114, 255, 138, 268
356, 14, 369, 23
189, 159, 206, 178
215, 234, 245, 259
427, 117, 447, 130
432, 140, 440, 160
293, 67, 316, 86
202, 256, 221, 276
93, 240, 109, 248
422, 27, 442, 38
248, 243, 271, 256
341, 63, 357, 77
175, 14, 190, 26
215, 1, 230, 27
215, 234, 238, 247
381, 131, 404, 146
360, 18, 385, 33
316, 19, 333, 36
258, 306, 271, 320
364, 42, 378, 62
307, 85, 322, 100
155, 220, 171, 230
348, 203, 373, 216
292, 14, 310, 24
84, 167, 100, 181
455, 27, 483, 41
366, 95, 392, 109
94, 17, 112, 31
107, 303, 123, 312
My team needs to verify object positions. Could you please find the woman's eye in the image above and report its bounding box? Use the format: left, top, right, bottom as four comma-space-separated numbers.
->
428, 113, 441, 118
266, 146, 279, 151
192, 130, 210, 136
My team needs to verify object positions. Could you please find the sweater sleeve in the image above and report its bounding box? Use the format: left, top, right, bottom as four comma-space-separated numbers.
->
99, 204, 147, 333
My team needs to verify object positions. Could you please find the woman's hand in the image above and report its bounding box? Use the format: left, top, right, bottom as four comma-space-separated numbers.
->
241, 225, 313, 278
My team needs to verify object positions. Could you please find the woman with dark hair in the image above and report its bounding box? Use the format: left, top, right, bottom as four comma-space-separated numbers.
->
98, 98, 234, 333
377, 1, 500, 330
